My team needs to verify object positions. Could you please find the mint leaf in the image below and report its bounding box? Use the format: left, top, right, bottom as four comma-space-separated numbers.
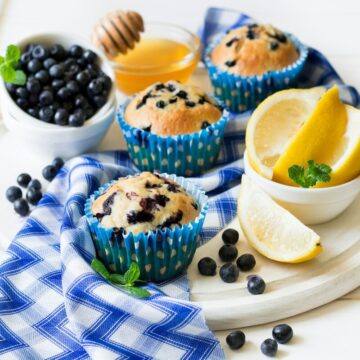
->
124, 262, 141, 286
120, 286, 151, 299
0, 56, 4, 65
0, 64, 15, 83
288, 160, 332, 188
6, 45, 21, 63
13, 70, 26, 85
91, 258, 110, 280
109, 274, 126, 285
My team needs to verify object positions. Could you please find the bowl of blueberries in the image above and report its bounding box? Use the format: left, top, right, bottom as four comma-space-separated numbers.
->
0, 32, 116, 157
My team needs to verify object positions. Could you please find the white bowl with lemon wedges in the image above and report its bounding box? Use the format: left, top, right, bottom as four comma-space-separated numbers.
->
243, 86, 360, 225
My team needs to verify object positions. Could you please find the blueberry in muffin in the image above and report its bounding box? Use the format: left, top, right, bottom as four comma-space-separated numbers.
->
211, 24, 299, 77
124, 81, 223, 135
91, 172, 200, 235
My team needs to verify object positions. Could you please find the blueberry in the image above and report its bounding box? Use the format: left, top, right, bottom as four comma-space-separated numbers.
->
6, 186, 22, 202
219, 244, 238, 262
27, 59, 42, 73
54, 108, 69, 125
64, 57, 77, 69
68, 45, 83, 58
16, 98, 29, 110
236, 254, 256, 271
39, 90, 54, 106
272, 324, 293, 344
198, 257, 217, 276
49, 64, 64, 78
176, 90, 187, 99
185, 100, 196, 108
35, 69, 50, 84
225, 60, 236, 67
52, 157, 64, 170
28, 94, 39, 105
66, 80, 80, 94
15, 87, 29, 99
69, 112, 85, 127
50, 44, 66, 60
43, 57, 56, 69
32, 45, 48, 60
87, 63, 100, 75
26, 188, 42, 205
270, 41, 279, 51
222, 228, 239, 245
219, 263, 239, 283
76, 58, 86, 68
74, 94, 88, 108
226, 330, 246, 350
50, 102, 60, 111
27, 108, 39, 118
247, 275, 266, 295
39, 107, 54, 122
82, 49, 97, 63
6, 82, 17, 95
87, 78, 103, 96
14, 198, 30, 216
20, 51, 32, 65
42, 165, 57, 181
156, 100, 166, 109
57, 87, 72, 100
28, 179, 41, 190
100, 74, 112, 91
261, 339, 278, 357
26, 78, 41, 94
25, 43, 37, 52
92, 95, 106, 109
17, 173, 31, 187
76, 70, 91, 86
52, 79, 65, 91
84, 105, 95, 119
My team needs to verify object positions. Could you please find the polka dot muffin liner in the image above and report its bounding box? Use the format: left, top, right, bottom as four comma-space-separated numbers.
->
117, 98, 229, 176
204, 33, 308, 113
84, 173, 208, 282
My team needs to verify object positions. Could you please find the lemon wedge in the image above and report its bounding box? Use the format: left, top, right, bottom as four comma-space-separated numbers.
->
246, 87, 326, 179
238, 175, 322, 263
272, 86, 349, 186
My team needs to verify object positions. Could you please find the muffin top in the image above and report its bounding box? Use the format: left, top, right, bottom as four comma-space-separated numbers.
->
211, 24, 299, 77
124, 81, 223, 136
91, 172, 200, 235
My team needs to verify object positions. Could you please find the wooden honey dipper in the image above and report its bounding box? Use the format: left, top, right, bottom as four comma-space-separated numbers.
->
92, 10, 144, 57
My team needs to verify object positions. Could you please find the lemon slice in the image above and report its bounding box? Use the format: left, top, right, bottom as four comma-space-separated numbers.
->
272, 86, 349, 186
246, 87, 326, 179
238, 175, 322, 263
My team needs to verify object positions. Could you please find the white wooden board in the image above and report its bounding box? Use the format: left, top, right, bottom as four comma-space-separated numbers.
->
188, 195, 360, 330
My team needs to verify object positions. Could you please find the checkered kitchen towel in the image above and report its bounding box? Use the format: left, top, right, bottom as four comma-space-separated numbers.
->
1, 7, 359, 360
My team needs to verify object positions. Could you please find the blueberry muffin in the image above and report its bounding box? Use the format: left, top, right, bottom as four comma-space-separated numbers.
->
91, 172, 200, 235
124, 81, 223, 135
211, 24, 299, 77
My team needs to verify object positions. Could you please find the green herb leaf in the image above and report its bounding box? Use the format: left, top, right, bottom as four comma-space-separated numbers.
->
288, 160, 332, 188
120, 286, 151, 299
0, 56, 4, 65
109, 273, 126, 285
124, 262, 141, 286
0, 64, 16, 83
6, 44, 21, 63
91, 258, 110, 280
13, 70, 26, 85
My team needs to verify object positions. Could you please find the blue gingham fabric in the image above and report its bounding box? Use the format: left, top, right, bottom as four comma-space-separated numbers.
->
1, 7, 359, 359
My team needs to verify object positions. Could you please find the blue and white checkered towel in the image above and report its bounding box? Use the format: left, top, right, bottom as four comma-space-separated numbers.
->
1, 8, 359, 359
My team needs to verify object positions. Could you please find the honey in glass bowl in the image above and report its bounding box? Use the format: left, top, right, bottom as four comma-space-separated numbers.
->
110, 23, 201, 95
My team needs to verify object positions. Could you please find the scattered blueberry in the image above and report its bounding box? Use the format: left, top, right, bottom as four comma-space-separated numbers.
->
272, 324, 293, 344
236, 254, 256, 271
26, 188, 42, 205
198, 257, 217, 276
219, 263, 239, 283
219, 244, 238, 262
261, 338, 278, 357
222, 228, 239, 245
14, 198, 30, 216
247, 275, 266, 295
52, 157, 64, 170
42, 165, 57, 181
6, 186, 22, 202
28, 179, 41, 190
226, 330, 246, 350
17, 173, 31, 187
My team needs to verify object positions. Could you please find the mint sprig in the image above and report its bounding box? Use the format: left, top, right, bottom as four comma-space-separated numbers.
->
288, 160, 332, 188
0, 45, 26, 85
91, 259, 150, 299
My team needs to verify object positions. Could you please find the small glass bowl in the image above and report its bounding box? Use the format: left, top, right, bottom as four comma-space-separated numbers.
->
109, 22, 201, 95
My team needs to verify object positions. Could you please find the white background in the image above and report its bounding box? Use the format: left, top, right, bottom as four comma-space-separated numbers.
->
0, 0, 359, 359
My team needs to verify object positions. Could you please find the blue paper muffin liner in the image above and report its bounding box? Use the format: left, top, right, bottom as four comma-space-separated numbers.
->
117, 98, 229, 176
85, 173, 208, 282
204, 33, 309, 113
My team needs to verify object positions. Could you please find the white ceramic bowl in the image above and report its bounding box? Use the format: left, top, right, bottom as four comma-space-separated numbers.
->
244, 152, 360, 225
0, 32, 117, 158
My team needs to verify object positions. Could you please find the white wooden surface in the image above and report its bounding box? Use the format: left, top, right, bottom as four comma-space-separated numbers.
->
0, 0, 360, 358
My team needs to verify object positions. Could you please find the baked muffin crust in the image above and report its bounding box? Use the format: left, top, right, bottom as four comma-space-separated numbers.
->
91, 172, 200, 235
124, 81, 223, 135
211, 24, 299, 77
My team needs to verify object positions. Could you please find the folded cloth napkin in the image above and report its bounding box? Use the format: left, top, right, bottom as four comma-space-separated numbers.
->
0, 8, 359, 360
